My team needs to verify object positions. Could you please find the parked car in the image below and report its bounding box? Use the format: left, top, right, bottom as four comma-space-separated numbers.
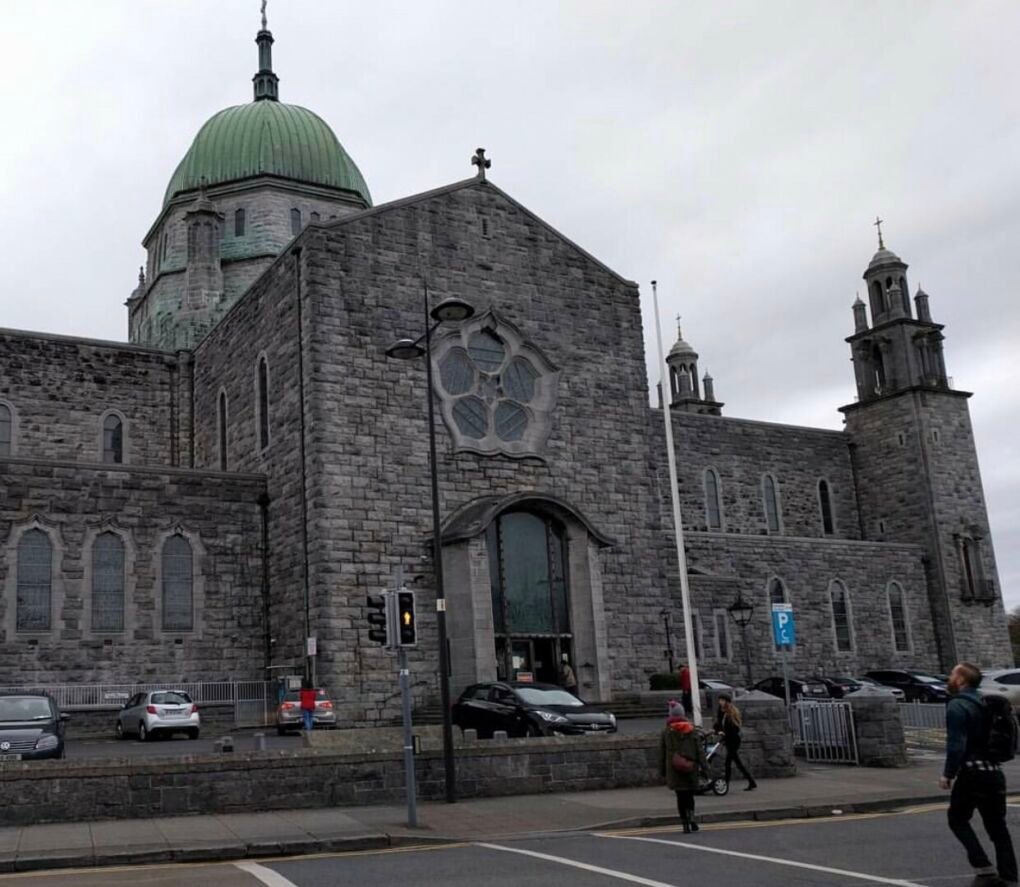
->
276, 688, 337, 734
980, 669, 1020, 707
116, 690, 200, 741
452, 681, 617, 738
0, 693, 68, 760
865, 670, 949, 703
752, 676, 829, 701
819, 676, 866, 699
700, 678, 735, 711
854, 676, 906, 701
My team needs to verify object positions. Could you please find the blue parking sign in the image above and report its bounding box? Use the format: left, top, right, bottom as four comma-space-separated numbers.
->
772, 603, 796, 647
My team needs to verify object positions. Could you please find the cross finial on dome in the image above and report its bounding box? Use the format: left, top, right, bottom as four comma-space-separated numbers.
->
472, 148, 491, 180
874, 215, 885, 249
253, 2, 279, 102
676, 313, 682, 336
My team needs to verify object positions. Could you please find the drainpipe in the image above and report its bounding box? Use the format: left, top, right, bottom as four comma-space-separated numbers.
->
293, 247, 312, 682
258, 492, 272, 674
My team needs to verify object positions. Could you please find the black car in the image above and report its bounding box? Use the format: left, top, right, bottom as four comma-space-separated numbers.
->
452, 681, 617, 738
752, 676, 830, 701
0, 693, 69, 761
865, 670, 949, 703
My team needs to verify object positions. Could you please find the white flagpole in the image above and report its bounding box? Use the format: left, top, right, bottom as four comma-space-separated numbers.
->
651, 281, 702, 727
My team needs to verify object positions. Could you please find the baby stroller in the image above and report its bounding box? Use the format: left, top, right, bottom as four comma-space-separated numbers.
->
697, 732, 729, 796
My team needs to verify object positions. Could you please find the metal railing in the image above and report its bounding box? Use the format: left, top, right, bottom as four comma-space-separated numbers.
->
790, 700, 859, 765
899, 701, 947, 730
0, 681, 276, 726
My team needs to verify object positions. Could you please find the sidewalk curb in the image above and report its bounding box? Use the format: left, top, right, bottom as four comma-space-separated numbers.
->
4, 793, 952, 874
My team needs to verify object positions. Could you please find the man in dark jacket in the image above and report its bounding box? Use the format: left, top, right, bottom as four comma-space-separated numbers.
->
940, 661, 1017, 885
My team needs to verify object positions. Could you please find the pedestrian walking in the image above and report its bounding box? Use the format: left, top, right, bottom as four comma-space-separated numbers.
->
659, 700, 707, 833
559, 654, 578, 696
299, 679, 317, 733
940, 661, 1017, 885
679, 663, 693, 717
713, 693, 757, 791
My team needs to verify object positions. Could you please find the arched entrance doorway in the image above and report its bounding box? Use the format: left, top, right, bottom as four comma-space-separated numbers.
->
486, 511, 570, 684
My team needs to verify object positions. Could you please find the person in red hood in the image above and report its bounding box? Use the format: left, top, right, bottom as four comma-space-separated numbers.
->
299, 679, 317, 732
659, 700, 707, 833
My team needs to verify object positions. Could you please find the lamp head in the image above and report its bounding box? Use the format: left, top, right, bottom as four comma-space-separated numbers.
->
728, 594, 754, 627
385, 338, 426, 361
430, 297, 475, 323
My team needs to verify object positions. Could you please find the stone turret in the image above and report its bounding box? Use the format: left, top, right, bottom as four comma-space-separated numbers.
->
663, 320, 723, 416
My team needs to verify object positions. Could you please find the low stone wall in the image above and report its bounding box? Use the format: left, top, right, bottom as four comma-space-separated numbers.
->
0, 728, 793, 827
848, 693, 908, 767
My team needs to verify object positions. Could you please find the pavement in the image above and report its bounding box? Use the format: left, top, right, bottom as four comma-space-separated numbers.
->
3, 754, 1011, 875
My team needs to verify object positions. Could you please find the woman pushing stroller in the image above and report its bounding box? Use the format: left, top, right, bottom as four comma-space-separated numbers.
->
713, 692, 757, 791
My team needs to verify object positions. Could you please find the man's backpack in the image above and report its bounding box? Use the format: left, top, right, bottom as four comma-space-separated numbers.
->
963, 694, 1018, 764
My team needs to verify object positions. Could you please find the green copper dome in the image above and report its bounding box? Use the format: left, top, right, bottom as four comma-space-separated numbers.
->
163, 101, 371, 207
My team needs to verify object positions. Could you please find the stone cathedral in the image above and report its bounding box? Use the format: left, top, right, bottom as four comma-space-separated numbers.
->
0, 18, 1009, 719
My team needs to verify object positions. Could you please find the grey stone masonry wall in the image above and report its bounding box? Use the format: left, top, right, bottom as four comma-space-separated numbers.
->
659, 412, 862, 539
0, 457, 266, 683
848, 693, 908, 767
725, 692, 796, 776
294, 180, 666, 717
0, 732, 793, 827
660, 534, 933, 687
0, 330, 178, 467
844, 388, 1010, 670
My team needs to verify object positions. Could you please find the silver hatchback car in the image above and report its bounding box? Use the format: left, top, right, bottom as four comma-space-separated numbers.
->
116, 690, 200, 741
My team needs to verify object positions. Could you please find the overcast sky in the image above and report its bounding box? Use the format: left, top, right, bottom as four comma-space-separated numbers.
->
2, 1, 1017, 607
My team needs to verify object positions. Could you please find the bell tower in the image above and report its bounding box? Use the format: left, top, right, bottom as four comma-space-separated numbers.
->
840, 222, 1009, 670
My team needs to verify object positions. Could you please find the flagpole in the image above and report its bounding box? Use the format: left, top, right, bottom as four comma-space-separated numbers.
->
651, 281, 702, 727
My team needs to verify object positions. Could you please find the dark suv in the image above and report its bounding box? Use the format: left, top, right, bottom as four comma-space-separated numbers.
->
0, 693, 69, 761
865, 670, 949, 703
752, 676, 830, 701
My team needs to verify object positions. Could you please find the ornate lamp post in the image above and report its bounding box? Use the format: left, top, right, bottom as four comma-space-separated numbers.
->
728, 592, 754, 688
387, 286, 474, 804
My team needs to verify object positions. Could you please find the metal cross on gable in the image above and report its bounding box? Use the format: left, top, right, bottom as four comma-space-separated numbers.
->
472, 148, 491, 180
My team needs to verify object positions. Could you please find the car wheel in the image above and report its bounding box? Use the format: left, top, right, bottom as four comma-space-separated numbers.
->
115, 721, 125, 740
525, 723, 542, 738
277, 725, 286, 736
920, 690, 934, 704
188, 729, 199, 740
138, 722, 149, 742
711, 777, 729, 796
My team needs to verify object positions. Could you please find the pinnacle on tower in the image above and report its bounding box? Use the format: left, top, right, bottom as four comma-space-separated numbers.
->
253, 0, 280, 102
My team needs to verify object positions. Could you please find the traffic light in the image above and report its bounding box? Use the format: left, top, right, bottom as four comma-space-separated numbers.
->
396, 590, 417, 647
366, 593, 392, 646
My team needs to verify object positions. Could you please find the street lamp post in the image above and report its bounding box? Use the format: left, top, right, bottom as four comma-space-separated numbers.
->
386, 284, 474, 805
728, 592, 754, 689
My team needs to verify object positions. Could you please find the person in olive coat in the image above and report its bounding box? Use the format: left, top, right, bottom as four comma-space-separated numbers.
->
659, 700, 707, 833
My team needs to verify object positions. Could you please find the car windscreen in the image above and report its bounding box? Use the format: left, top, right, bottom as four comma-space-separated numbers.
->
911, 675, 943, 685
151, 692, 192, 705
515, 688, 584, 707
0, 697, 53, 721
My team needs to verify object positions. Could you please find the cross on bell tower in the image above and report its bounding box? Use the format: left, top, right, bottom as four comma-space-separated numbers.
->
874, 215, 885, 249
471, 148, 491, 181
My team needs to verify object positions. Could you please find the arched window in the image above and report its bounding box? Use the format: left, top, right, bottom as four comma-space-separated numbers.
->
310, 211, 320, 223
17, 529, 52, 631
217, 390, 228, 471
234, 208, 245, 237
487, 510, 570, 683
0, 402, 12, 455
869, 281, 884, 319
704, 468, 723, 530
818, 480, 834, 535
102, 413, 124, 464
887, 582, 910, 652
829, 580, 853, 652
290, 208, 302, 235
256, 357, 270, 451
959, 537, 986, 601
898, 277, 910, 315
762, 474, 781, 533
92, 532, 125, 631
162, 535, 194, 631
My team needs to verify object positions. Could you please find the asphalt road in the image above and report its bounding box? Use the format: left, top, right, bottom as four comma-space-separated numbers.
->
63, 718, 665, 759
4, 803, 1018, 886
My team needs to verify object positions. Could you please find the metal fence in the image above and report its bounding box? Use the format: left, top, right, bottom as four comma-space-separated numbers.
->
0, 681, 277, 727
790, 700, 859, 765
899, 702, 947, 730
